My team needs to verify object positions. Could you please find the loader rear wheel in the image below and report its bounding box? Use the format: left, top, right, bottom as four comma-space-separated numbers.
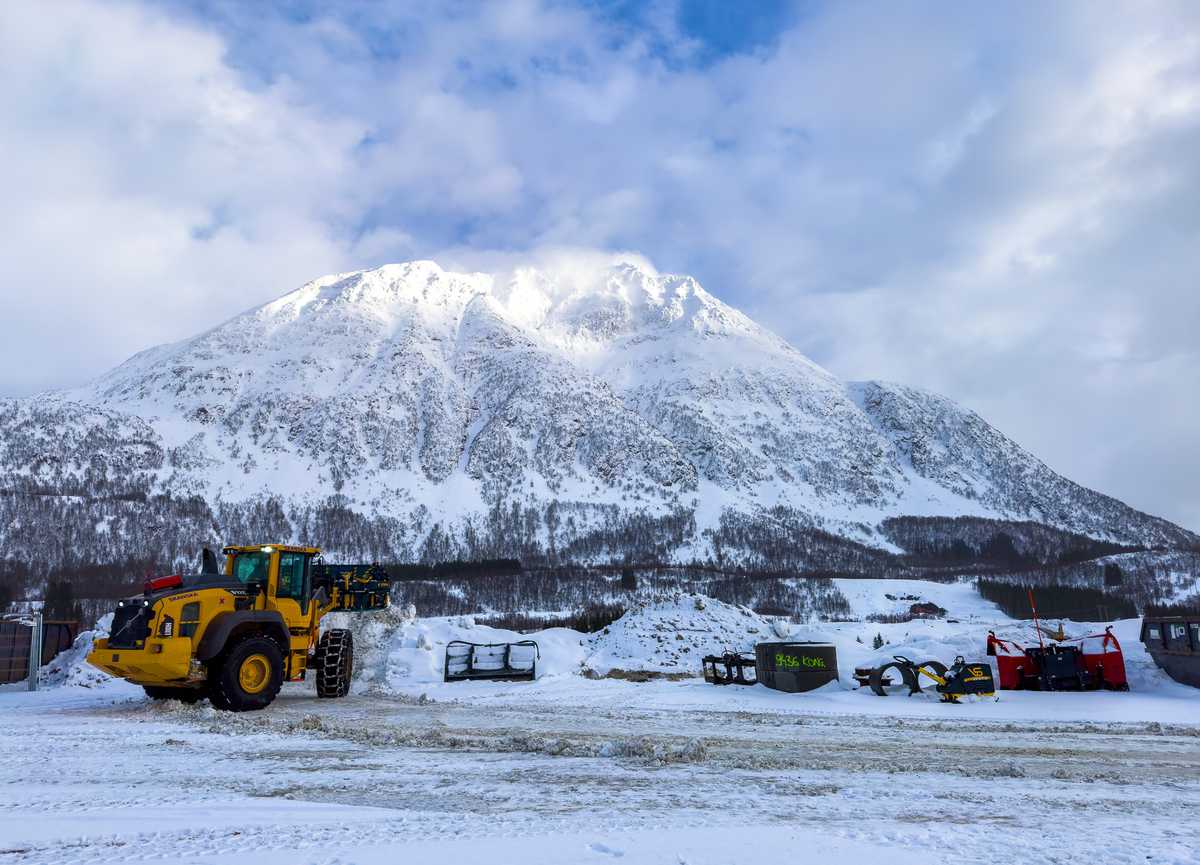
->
208, 635, 284, 712
314, 629, 353, 698
143, 685, 203, 703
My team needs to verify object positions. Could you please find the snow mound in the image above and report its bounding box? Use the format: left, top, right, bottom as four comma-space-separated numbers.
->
331, 594, 787, 689
39, 614, 113, 689
326, 606, 589, 691
584, 594, 784, 676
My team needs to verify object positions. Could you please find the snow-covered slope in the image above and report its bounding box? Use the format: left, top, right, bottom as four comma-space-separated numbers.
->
1, 257, 1194, 569
584, 594, 783, 676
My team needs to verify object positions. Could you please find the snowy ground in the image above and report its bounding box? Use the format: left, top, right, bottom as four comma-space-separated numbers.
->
3, 584, 1199, 864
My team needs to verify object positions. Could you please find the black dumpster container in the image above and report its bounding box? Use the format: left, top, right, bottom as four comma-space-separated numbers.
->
754, 642, 838, 693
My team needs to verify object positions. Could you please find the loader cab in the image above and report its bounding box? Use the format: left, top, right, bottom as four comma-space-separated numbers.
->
222, 544, 321, 621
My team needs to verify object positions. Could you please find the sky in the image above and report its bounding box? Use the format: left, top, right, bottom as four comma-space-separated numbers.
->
2, 0, 1198, 531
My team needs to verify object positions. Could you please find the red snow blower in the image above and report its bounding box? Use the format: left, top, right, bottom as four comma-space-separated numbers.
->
986, 590, 1128, 691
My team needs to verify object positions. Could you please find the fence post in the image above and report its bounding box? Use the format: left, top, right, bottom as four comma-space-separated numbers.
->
27, 613, 43, 692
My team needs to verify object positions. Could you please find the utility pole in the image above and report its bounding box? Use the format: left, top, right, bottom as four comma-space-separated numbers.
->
27, 613, 43, 692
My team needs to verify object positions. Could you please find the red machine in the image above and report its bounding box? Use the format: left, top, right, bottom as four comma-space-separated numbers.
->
986, 628, 1128, 691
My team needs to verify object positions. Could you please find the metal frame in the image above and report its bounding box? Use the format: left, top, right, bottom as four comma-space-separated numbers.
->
443, 640, 539, 683
27, 614, 42, 692
702, 651, 757, 685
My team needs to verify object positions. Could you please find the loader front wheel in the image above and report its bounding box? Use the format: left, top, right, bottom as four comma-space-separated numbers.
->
314, 629, 354, 698
209, 635, 284, 712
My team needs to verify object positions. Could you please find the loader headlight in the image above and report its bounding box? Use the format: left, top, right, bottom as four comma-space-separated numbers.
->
158, 615, 175, 638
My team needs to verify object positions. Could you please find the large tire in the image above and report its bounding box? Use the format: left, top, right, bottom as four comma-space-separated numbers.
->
314, 629, 354, 699
143, 685, 204, 703
208, 635, 284, 712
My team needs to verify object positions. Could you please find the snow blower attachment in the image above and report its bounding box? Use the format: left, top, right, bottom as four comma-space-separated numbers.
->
867, 655, 995, 702
444, 640, 539, 683
987, 629, 1128, 691
702, 651, 757, 685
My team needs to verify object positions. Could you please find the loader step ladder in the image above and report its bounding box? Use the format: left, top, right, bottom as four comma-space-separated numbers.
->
444, 640, 539, 683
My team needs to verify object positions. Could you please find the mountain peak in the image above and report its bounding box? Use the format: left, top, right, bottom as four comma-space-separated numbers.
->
17, 254, 1192, 568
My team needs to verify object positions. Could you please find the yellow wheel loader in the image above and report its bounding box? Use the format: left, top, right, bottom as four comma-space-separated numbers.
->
86, 545, 389, 711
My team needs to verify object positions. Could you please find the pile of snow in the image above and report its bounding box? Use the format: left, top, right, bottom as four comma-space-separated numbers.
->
326, 605, 590, 692
583, 594, 786, 677
39, 613, 112, 689
330, 593, 790, 688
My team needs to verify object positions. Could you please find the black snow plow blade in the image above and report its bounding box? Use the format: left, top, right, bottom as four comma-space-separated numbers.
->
444, 640, 539, 683
702, 651, 757, 685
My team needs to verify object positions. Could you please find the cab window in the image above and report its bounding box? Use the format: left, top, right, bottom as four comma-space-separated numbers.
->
232, 552, 270, 585
277, 552, 310, 610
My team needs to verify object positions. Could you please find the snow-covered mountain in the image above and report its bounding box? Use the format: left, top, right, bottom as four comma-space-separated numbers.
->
1, 258, 1194, 574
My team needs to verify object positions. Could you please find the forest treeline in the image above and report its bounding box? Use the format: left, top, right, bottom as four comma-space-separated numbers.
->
2, 486, 1197, 624
976, 578, 1137, 621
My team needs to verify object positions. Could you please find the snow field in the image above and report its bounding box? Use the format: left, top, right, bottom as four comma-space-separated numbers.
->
4, 577, 1200, 864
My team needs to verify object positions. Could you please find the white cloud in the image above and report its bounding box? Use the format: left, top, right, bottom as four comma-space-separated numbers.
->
2, 0, 1198, 530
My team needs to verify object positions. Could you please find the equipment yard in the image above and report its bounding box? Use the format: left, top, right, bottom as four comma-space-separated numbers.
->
3, 668, 1200, 865
4, 584, 1200, 864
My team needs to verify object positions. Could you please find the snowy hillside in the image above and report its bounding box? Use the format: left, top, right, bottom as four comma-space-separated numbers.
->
1, 257, 1195, 581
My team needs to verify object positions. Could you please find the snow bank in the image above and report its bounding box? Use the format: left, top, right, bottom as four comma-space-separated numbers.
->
39, 613, 112, 689
326, 593, 788, 689
326, 605, 590, 691
583, 593, 785, 676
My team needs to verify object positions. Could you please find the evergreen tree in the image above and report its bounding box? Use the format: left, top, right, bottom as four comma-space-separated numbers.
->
620, 567, 638, 592
1104, 562, 1124, 587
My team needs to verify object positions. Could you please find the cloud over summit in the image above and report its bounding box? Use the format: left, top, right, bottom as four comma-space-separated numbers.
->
2, 0, 1198, 529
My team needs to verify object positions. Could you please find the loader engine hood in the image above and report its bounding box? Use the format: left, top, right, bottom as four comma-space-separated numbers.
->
106, 574, 256, 649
